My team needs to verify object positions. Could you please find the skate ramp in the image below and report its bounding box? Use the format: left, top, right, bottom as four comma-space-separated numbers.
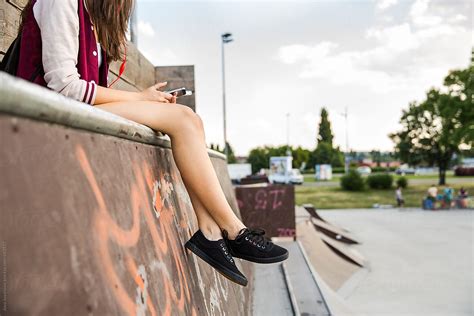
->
0, 73, 253, 315
298, 206, 359, 244
297, 220, 360, 291
303, 204, 350, 232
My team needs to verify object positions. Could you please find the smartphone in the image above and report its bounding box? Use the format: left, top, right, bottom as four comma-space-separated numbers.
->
165, 87, 192, 98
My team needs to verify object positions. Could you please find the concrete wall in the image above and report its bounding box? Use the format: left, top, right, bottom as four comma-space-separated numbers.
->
0, 73, 252, 315
155, 66, 196, 112
0, 0, 27, 59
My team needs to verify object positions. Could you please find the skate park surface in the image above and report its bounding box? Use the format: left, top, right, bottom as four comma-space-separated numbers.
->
2, 71, 472, 315
311, 208, 474, 316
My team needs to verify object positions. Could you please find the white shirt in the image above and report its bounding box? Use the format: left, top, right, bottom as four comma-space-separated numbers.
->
33, 0, 99, 105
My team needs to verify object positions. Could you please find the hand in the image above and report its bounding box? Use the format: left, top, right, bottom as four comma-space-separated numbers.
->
170, 92, 177, 104
140, 82, 173, 103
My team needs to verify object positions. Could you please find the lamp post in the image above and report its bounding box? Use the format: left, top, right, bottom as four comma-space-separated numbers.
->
221, 33, 233, 158
341, 107, 350, 173
130, 2, 138, 45
286, 113, 291, 156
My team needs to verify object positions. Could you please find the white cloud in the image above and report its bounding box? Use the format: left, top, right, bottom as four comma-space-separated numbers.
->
138, 21, 155, 37
376, 0, 398, 11
410, 0, 443, 27
277, 0, 469, 93
449, 14, 467, 23
278, 42, 337, 64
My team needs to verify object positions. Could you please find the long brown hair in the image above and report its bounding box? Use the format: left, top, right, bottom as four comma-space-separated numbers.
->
20, 0, 133, 62
85, 0, 134, 61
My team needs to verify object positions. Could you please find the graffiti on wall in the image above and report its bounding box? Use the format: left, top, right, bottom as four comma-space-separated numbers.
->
235, 185, 296, 238
75, 144, 237, 316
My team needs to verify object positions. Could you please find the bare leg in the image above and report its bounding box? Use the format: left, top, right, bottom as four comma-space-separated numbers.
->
97, 101, 245, 238
187, 189, 222, 240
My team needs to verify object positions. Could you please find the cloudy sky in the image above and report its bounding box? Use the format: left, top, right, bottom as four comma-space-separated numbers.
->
135, 0, 472, 156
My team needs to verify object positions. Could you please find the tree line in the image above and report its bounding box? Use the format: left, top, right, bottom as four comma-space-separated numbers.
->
390, 51, 473, 185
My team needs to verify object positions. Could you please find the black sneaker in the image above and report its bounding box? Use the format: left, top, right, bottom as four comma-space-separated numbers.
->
185, 230, 248, 286
223, 228, 289, 264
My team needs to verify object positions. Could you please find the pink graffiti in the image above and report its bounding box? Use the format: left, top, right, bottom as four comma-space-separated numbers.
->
277, 228, 296, 237
254, 188, 286, 210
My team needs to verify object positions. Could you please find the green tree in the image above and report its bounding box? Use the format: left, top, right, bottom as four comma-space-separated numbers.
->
209, 143, 222, 152
317, 107, 334, 146
224, 142, 237, 163
247, 145, 312, 173
370, 150, 382, 167
210, 142, 237, 163
247, 147, 270, 174
309, 108, 345, 168
390, 55, 473, 185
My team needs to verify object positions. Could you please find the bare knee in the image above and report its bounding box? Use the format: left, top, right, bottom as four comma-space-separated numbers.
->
176, 105, 204, 134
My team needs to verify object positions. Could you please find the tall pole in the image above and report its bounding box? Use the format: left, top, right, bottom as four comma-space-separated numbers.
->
130, 2, 138, 45
221, 33, 233, 158
286, 113, 291, 156
343, 107, 349, 173
222, 39, 228, 158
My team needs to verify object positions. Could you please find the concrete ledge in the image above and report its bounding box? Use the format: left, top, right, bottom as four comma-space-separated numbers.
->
0, 73, 251, 315
0, 72, 225, 160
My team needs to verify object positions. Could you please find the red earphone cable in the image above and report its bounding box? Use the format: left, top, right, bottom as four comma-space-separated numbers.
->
108, 44, 127, 88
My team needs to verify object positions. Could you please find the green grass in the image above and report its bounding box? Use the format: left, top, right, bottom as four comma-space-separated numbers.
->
303, 174, 340, 183
295, 183, 474, 209
304, 172, 473, 183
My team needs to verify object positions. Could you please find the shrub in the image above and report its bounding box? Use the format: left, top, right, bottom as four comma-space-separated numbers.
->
340, 170, 365, 191
371, 166, 397, 173
367, 174, 393, 189
396, 176, 408, 188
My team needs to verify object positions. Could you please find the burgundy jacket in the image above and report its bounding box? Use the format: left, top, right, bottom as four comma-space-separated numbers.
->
17, 0, 109, 104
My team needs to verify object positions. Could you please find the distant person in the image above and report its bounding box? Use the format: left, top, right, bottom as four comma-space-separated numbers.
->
427, 184, 438, 200
458, 187, 468, 208
425, 184, 438, 210
396, 186, 404, 207
443, 186, 454, 209
11, 0, 288, 287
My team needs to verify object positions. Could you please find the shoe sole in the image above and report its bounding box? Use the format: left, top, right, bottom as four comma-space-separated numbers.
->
233, 251, 289, 264
185, 241, 248, 287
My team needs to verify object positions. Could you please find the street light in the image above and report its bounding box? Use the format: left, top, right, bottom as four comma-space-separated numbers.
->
340, 107, 350, 173
130, 2, 138, 45
286, 113, 291, 156
221, 33, 233, 158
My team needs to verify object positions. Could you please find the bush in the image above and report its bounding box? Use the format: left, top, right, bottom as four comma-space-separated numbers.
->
333, 167, 346, 174
396, 176, 408, 188
371, 166, 397, 173
367, 174, 393, 189
340, 170, 365, 191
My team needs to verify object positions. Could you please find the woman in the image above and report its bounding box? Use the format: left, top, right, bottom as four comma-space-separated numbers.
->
15, 0, 288, 286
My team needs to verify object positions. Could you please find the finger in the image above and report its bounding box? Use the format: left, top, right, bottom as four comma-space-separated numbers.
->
163, 93, 173, 100
154, 82, 168, 90
160, 98, 170, 103
171, 96, 177, 103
